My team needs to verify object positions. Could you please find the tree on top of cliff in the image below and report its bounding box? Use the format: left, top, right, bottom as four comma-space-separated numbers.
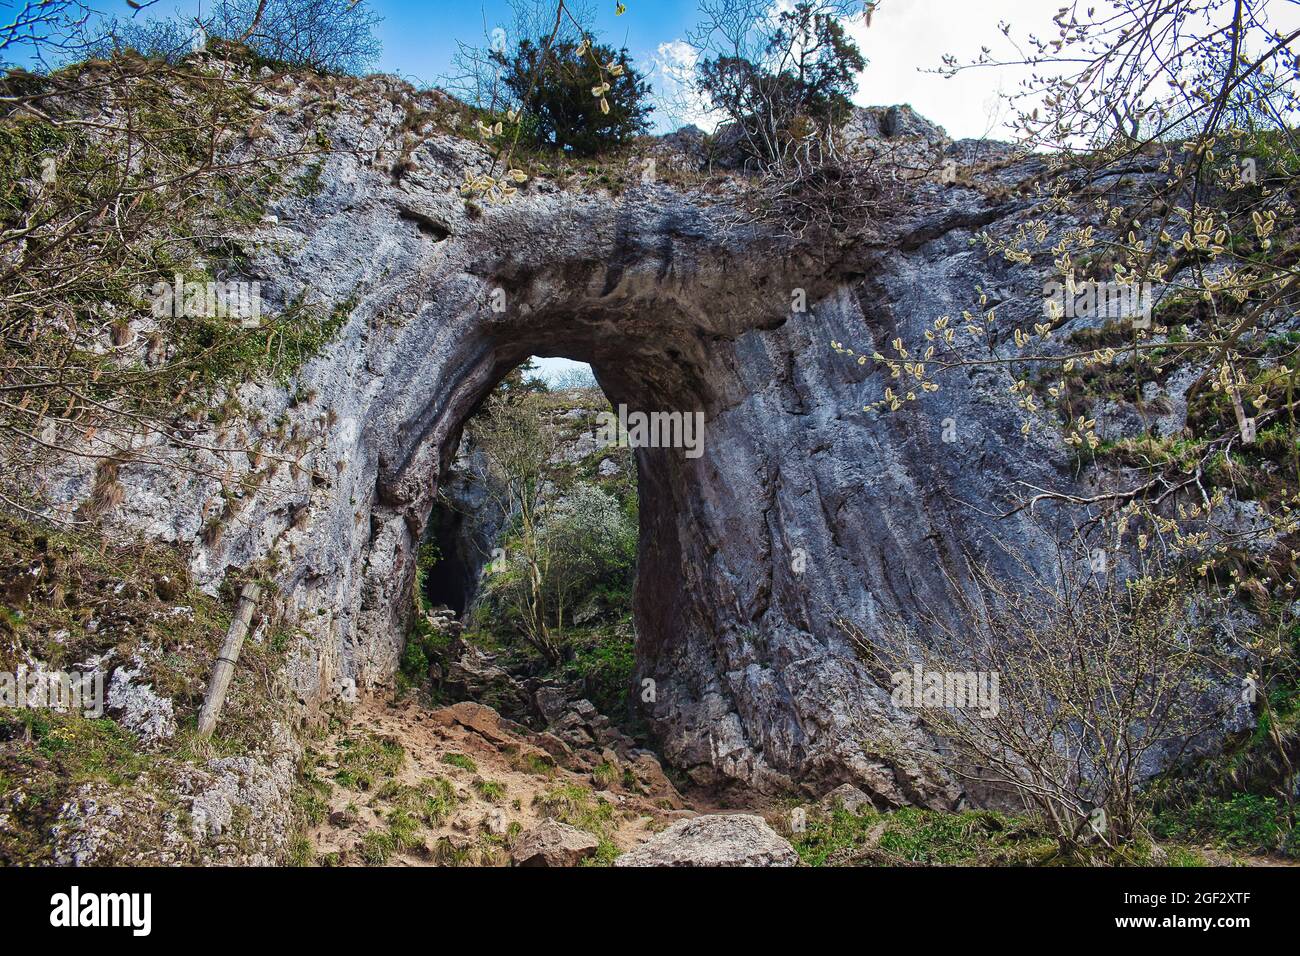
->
493, 36, 653, 156
695, 0, 865, 168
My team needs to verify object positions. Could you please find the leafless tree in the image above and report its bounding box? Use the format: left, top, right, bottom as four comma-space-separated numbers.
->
443, 0, 594, 112
210, 0, 383, 75
0, 0, 108, 69
842, 539, 1266, 857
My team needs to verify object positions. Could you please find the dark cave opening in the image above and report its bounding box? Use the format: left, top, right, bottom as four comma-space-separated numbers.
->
421, 498, 479, 616
416, 354, 643, 643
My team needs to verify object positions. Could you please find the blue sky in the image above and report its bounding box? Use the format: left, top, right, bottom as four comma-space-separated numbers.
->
0, 1, 1210, 383
374, 0, 700, 92
21, 2, 1300, 141
22, 1, 1094, 139
359, 0, 1064, 138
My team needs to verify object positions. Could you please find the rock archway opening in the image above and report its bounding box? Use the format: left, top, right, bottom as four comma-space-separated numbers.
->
419, 354, 647, 635
333, 191, 1029, 804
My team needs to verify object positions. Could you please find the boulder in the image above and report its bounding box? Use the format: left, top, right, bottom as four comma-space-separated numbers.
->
614, 814, 799, 867
511, 819, 599, 867
819, 783, 874, 815
532, 684, 569, 724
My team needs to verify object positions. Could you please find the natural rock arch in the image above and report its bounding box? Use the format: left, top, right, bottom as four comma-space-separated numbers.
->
116, 102, 1064, 807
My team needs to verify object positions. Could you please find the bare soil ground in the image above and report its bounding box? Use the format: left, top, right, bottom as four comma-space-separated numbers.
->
306, 694, 727, 866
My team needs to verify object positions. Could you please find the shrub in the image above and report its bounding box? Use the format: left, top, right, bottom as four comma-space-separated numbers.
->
566, 627, 635, 716
77, 17, 197, 64
696, 1, 864, 166
494, 38, 653, 156
847, 548, 1257, 858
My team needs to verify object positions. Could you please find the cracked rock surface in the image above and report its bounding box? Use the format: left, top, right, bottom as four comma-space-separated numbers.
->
88, 76, 1087, 807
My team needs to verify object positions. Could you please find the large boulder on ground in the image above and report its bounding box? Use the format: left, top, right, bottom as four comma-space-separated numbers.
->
511, 819, 599, 867
614, 814, 799, 867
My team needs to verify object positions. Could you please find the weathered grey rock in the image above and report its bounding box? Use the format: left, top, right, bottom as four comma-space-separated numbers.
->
442, 638, 529, 715
49, 67, 1244, 814
820, 783, 874, 815
615, 814, 799, 867
50, 720, 298, 865
511, 819, 599, 867
849, 104, 949, 144
107, 662, 177, 742
74, 85, 1059, 807
532, 684, 569, 724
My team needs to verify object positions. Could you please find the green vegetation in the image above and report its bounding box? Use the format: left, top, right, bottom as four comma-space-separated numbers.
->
332, 734, 405, 791
1146, 623, 1300, 861
358, 830, 397, 865
696, 1, 865, 168
535, 783, 620, 865
1153, 794, 1293, 854
440, 751, 478, 773
790, 804, 1060, 867
473, 778, 506, 802
506, 746, 558, 777
403, 379, 642, 734
0, 511, 301, 864
0, 52, 350, 526
398, 542, 454, 692
562, 623, 636, 718
493, 39, 653, 157
379, 777, 460, 827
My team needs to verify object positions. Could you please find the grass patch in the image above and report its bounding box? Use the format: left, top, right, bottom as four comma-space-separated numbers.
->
473, 778, 505, 802
534, 783, 620, 865
440, 751, 477, 773
505, 747, 557, 776
0, 709, 160, 864
791, 805, 1060, 867
332, 734, 404, 791
1152, 794, 1293, 854
592, 761, 618, 789
358, 830, 396, 865
381, 777, 459, 827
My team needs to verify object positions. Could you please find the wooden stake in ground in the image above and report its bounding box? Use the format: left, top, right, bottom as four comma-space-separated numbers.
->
197, 581, 262, 738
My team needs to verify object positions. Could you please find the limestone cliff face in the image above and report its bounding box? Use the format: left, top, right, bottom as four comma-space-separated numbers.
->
85, 76, 1081, 807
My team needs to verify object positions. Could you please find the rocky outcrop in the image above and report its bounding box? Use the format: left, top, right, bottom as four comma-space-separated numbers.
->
50, 721, 299, 865
75, 71, 1097, 808
614, 814, 799, 867
820, 783, 874, 815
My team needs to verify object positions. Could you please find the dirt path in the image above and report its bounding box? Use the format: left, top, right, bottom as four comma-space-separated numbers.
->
305, 694, 723, 866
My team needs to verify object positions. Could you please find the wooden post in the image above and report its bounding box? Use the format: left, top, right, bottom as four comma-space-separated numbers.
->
196, 581, 261, 738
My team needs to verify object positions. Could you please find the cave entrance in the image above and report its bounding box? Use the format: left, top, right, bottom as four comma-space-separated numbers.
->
421, 498, 476, 616
419, 356, 638, 644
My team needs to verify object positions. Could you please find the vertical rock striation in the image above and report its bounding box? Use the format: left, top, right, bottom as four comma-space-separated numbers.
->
92, 80, 1075, 807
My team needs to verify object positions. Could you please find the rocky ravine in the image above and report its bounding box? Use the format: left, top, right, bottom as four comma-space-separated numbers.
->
51, 70, 1124, 818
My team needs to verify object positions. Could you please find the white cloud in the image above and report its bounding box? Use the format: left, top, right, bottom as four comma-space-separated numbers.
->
646, 38, 720, 132
846, 0, 1300, 141
844, 0, 1065, 140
